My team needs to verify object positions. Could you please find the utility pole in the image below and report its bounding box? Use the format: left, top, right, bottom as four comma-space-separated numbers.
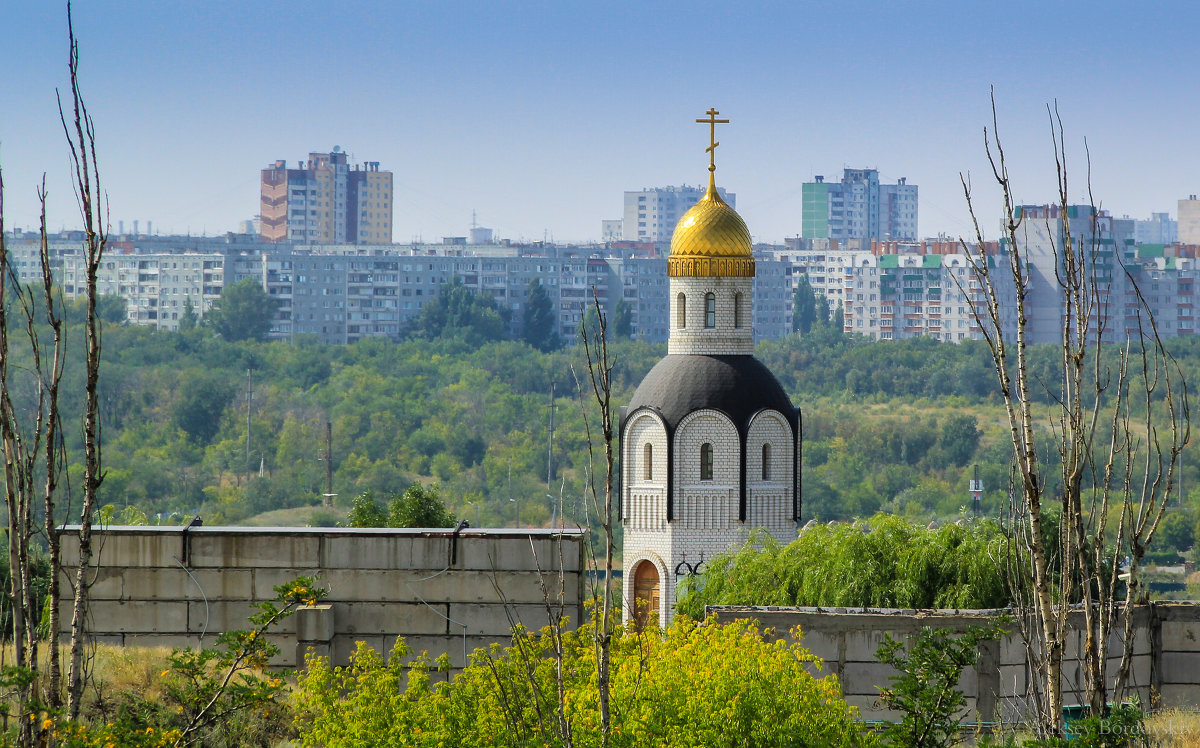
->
245, 368, 253, 478
324, 420, 334, 507
546, 381, 555, 493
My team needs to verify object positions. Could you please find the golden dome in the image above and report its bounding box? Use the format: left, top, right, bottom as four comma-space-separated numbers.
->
668, 174, 754, 278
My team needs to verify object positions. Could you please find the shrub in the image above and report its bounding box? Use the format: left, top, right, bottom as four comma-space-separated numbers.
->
293, 616, 876, 747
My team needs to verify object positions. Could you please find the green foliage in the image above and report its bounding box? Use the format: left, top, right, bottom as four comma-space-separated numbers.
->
875, 619, 1008, 748
0, 538, 52, 643
936, 413, 981, 467
793, 274, 818, 334
205, 277, 278, 342
65, 293, 127, 325
522, 278, 561, 351
387, 483, 455, 528
612, 297, 633, 339
1158, 511, 1195, 553
345, 484, 455, 528
171, 370, 234, 443
676, 516, 1010, 619
408, 276, 510, 346
178, 296, 199, 331
44, 577, 326, 747
345, 490, 388, 528
293, 616, 876, 747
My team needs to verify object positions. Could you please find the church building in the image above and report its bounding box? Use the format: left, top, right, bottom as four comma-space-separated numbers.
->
621, 110, 801, 627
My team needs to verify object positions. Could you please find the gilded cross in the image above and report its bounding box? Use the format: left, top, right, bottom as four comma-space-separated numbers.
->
695, 107, 729, 174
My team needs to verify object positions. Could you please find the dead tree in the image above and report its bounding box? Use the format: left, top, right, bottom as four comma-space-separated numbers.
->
58, 4, 108, 720
575, 291, 618, 747
0, 170, 68, 747
960, 92, 1188, 736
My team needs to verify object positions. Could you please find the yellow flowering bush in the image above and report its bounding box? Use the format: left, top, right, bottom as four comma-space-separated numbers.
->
294, 616, 875, 747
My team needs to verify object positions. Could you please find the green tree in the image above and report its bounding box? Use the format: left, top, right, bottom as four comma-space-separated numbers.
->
387, 483, 455, 528
1158, 511, 1194, 553
522, 278, 560, 351
676, 516, 1010, 618
179, 296, 199, 331
65, 293, 126, 325
172, 372, 233, 444
793, 274, 818, 334
409, 276, 510, 345
613, 297, 633, 339
936, 414, 981, 467
206, 277, 278, 342
345, 491, 388, 528
875, 620, 1008, 748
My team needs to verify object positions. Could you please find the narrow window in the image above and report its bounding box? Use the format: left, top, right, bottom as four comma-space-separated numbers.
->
761, 443, 771, 480
643, 442, 653, 481
734, 292, 743, 328
704, 292, 716, 328
700, 443, 713, 480
676, 293, 686, 329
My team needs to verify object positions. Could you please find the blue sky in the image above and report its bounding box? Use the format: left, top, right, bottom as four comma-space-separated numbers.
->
2, 1, 1197, 243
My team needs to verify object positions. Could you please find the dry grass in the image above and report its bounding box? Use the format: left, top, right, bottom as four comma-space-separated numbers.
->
1145, 709, 1200, 747
0, 643, 174, 717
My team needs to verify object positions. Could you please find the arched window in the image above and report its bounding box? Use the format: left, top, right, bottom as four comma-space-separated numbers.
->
761, 443, 771, 480
734, 292, 744, 328
704, 292, 716, 328
676, 293, 686, 329
643, 442, 653, 481
700, 443, 713, 480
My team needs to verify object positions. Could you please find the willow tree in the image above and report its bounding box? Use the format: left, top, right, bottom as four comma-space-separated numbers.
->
959, 93, 1188, 736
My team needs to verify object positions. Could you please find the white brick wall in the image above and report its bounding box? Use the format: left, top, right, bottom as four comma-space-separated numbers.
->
623, 412, 668, 531
668, 276, 754, 355
747, 411, 795, 537
623, 406, 800, 626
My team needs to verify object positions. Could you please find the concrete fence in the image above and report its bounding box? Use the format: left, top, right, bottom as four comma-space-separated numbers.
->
59, 526, 586, 670
709, 604, 1200, 723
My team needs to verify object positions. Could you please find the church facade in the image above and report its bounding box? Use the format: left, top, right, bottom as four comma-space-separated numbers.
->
620, 111, 801, 626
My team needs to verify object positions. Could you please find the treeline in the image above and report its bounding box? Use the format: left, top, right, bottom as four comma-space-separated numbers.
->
6, 290, 1200, 546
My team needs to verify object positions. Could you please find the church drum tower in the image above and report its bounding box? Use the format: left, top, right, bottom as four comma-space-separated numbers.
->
620, 110, 800, 627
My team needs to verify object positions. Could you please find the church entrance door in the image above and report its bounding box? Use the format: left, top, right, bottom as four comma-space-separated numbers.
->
632, 560, 660, 628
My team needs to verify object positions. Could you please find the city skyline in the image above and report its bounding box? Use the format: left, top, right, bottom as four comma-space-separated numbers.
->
2, 1, 1197, 244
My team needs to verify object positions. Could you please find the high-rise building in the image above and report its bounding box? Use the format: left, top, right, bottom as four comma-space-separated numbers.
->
623, 185, 735, 243
1179, 196, 1200, 245
802, 168, 917, 242
260, 148, 393, 244
1133, 212, 1177, 245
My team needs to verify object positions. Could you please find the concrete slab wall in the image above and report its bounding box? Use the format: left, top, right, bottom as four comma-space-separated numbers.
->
709, 604, 1200, 723
59, 526, 586, 669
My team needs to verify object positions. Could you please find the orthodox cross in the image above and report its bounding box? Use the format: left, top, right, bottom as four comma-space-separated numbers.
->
695, 107, 729, 174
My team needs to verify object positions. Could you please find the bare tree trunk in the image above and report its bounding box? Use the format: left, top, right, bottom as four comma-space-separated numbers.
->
36, 185, 66, 712
961, 91, 1188, 736
0, 167, 61, 748
59, 4, 107, 719
576, 292, 617, 746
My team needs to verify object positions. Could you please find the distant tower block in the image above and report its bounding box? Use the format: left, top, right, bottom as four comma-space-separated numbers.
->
259, 150, 394, 245
620, 109, 801, 628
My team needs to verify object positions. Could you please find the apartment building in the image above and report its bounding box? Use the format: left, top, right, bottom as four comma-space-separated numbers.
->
260, 148, 393, 245
802, 168, 917, 242
622, 185, 735, 243
840, 252, 1018, 343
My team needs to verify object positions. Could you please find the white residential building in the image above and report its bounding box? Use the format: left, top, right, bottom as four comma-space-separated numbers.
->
623, 185, 735, 243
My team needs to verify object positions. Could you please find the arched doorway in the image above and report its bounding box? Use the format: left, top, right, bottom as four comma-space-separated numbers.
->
632, 560, 661, 629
